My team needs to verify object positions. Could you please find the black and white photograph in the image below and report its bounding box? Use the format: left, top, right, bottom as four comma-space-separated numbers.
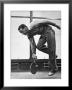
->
10, 11, 61, 79
4, 4, 69, 87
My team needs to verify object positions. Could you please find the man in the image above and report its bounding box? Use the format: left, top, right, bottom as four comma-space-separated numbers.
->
18, 20, 61, 76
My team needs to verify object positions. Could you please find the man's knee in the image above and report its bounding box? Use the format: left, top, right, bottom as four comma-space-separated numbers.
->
36, 44, 42, 50
37, 44, 45, 50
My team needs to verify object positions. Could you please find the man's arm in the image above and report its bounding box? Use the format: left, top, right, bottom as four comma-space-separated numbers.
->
29, 37, 37, 58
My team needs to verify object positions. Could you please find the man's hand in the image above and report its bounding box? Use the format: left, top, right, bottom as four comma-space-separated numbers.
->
32, 53, 37, 59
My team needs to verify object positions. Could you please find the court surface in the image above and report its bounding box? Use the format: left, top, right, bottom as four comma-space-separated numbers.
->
11, 71, 61, 79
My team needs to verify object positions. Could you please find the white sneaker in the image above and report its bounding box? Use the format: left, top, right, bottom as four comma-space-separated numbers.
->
48, 71, 55, 76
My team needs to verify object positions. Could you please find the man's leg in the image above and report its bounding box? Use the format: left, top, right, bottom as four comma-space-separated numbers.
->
36, 35, 57, 58
36, 35, 50, 54
46, 30, 58, 74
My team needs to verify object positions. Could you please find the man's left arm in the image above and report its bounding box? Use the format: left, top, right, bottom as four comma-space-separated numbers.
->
29, 37, 37, 59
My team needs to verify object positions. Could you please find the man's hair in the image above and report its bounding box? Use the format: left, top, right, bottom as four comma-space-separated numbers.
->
18, 24, 27, 30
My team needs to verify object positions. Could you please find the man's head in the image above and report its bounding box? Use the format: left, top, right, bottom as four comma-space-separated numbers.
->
18, 24, 29, 35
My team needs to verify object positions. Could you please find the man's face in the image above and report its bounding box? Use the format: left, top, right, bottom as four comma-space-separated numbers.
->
19, 27, 28, 35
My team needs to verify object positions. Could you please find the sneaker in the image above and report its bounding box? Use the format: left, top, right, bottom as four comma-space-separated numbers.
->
48, 71, 55, 76
48, 68, 58, 76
